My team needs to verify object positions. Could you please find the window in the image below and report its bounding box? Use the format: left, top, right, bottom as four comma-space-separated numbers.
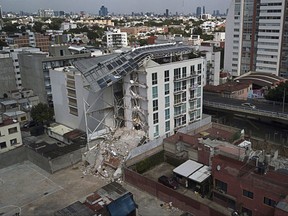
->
174, 68, 181, 80
164, 70, 169, 82
153, 113, 159, 124
165, 96, 170, 108
10, 139, 17, 146
165, 109, 170, 120
182, 80, 187, 90
264, 197, 276, 207
242, 207, 252, 216
8, 127, 18, 134
190, 65, 195, 74
215, 179, 227, 193
20, 116, 27, 121
152, 73, 157, 85
165, 121, 170, 132
197, 63, 202, 72
165, 83, 169, 95
182, 92, 187, 102
174, 94, 181, 104
69, 107, 78, 116
153, 100, 158, 111
182, 67, 187, 78
152, 86, 158, 98
0, 142, 7, 149
174, 81, 181, 92
243, 190, 254, 199
154, 125, 159, 137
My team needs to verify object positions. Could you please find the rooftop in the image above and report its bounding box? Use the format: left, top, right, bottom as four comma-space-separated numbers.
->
173, 160, 204, 178
73, 43, 193, 92
204, 82, 251, 93
234, 71, 286, 88
27, 141, 86, 159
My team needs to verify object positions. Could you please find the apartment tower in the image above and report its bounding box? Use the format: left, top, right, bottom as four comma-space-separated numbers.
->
224, 0, 288, 77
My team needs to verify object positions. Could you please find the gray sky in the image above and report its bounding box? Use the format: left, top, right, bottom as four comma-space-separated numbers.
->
1, 0, 231, 14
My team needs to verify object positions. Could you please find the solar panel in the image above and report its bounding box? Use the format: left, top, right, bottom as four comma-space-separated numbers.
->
73, 43, 194, 92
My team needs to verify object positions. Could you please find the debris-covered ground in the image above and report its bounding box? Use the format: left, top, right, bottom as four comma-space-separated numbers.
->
81, 127, 146, 182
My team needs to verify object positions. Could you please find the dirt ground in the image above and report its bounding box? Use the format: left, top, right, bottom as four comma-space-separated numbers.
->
0, 161, 183, 216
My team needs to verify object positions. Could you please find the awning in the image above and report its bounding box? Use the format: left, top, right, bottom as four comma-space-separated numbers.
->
173, 160, 203, 178
188, 165, 211, 183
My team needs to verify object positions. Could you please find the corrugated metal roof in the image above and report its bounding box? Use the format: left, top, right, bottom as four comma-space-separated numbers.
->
173, 160, 203, 177
188, 165, 211, 183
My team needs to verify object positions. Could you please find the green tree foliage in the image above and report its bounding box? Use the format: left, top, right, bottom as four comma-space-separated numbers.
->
49, 18, 65, 30
201, 34, 214, 41
265, 81, 288, 103
31, 103, 54, 125
2, 22, 19, 33
33, 21, 45, 33
193, 27, 202, 35
138, 39, 148, 46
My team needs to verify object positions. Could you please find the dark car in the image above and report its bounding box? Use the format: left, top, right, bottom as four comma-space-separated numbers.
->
158, 175, 178, 190
23, 120, 37, 128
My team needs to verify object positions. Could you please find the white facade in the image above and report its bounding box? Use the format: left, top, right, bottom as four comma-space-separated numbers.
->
50, 68, 114, 134
200, 46, 221, 86
123, 58, 205, 140
0, 119, 22, 153
224, 0, 286, 77
106, 30, 128, 48
255, 0, 285, 73
214, 32, 225, 42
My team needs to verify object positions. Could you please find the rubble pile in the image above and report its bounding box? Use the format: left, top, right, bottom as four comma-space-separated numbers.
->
81, 128, 146, 182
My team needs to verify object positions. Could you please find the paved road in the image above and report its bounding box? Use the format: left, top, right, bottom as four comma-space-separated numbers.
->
204, 93, 288, 114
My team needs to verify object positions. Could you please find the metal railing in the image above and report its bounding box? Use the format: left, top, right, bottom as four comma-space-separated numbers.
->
203, 100, 288, 120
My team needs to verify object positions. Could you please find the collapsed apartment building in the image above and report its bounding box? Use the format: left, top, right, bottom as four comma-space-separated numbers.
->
51, 43, 205, 141
49, 43, 206, 176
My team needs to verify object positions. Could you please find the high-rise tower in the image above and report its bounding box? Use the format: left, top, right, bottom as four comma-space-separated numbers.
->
224, 0, 287, 77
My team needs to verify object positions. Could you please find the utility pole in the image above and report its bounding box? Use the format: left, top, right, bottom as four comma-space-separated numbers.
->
283, 87, 286, 113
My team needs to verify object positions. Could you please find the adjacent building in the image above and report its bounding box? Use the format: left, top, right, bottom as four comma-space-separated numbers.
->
18, 51, 90, 106
212, 154, 288, 216
0, 119, 22, 153
0, 51, 17, 95
106, 29, 128, 48
224, 0, 288, 77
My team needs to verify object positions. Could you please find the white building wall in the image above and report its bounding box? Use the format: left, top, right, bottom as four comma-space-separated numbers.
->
224, 0, 237, 76
255, 0, 285, 75
145, 58, 204, 140
0, 121, 22, 153
106, 31, 128, 48
50, 68, 115, 133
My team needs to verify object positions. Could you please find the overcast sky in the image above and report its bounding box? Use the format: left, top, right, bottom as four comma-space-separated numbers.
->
1, 0, 231, 14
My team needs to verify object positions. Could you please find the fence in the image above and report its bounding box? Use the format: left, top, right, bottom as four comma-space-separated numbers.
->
124, 168, 228, 216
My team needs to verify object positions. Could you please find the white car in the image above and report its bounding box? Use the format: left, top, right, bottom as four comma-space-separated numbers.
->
241, 103, 256, 109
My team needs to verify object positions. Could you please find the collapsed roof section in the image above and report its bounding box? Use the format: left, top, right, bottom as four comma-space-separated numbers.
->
73, 43, 193, 92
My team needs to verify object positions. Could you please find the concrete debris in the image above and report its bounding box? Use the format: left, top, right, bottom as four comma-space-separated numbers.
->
113, 167, 122, 179
82, 127, 146, 180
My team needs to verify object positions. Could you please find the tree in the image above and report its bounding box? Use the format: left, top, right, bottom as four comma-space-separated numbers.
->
30, 103, 54, 125
265, 81, 288, 103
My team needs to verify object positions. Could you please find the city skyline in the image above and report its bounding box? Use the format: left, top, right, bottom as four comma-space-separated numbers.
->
0, 0, 230, 14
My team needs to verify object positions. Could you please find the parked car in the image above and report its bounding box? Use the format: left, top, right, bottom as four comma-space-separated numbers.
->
23, 120, 37, 128
158, 175, 178, 190
241, 103, 256, 109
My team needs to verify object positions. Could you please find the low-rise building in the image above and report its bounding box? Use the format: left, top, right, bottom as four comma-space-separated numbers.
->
0, 119, 22, 153
204, 82, 252, 100
212, 154, 288, 216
